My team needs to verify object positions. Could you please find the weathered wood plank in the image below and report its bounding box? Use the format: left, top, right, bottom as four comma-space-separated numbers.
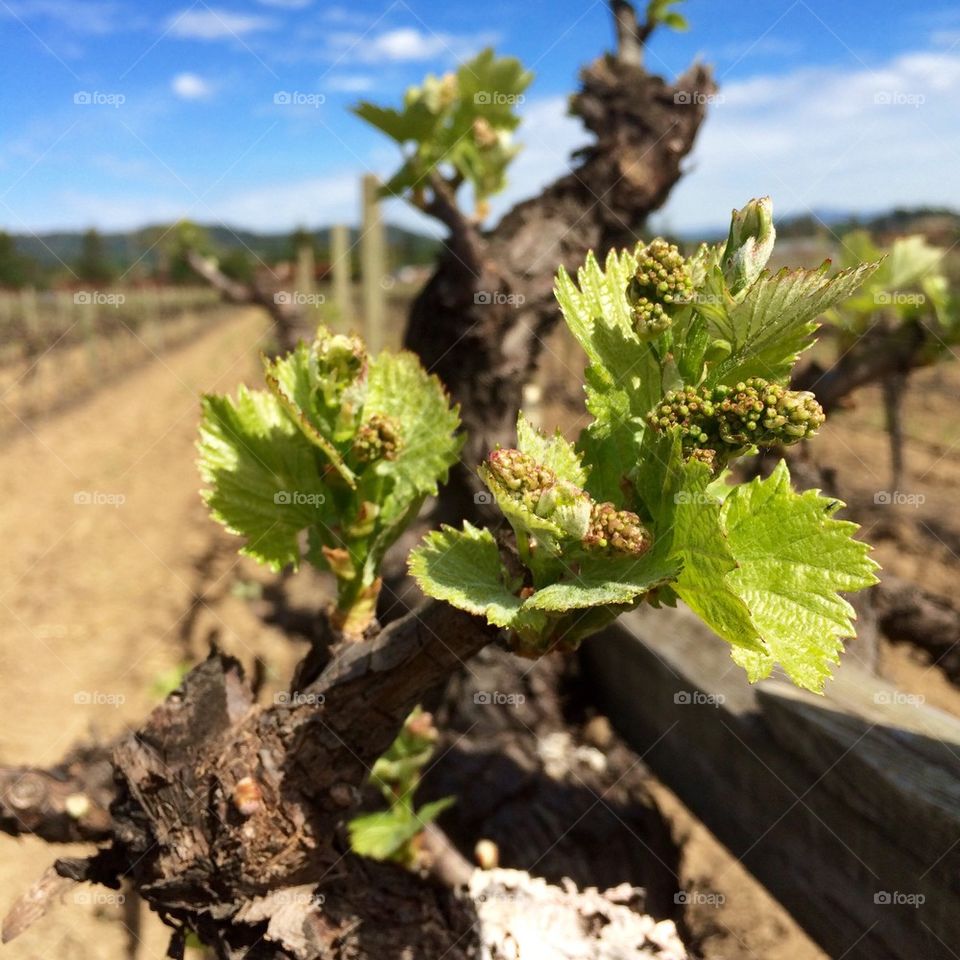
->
582, 605, 960, 960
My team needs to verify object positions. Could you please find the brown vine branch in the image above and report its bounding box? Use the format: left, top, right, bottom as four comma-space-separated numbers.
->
610, 0, 650, 66
186, 250, 299, 352
0, 744, 114, 844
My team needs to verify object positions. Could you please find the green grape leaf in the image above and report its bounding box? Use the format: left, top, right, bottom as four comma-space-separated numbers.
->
364, 350, 463, 521
722, 460, 879, 692
522, 546, 679, 612
348, 797, 454, 862
263, 357, 355, 487
347, 808, 419, 861
198, 387, 331, 571
454, 48, 533, 130
705, 260, 878, 385
670, 460, 764, 653
409, 522, 525, 628
555, 248, 661, 503
414, 796, 456, 827
352, 100, 440, 145
516, 413, 587, 487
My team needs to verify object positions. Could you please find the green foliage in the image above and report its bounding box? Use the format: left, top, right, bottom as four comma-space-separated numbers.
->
348, 708, 453, 865
74, 228, 115, 285
218, 248, 255, 285
412, 198, 880, 690
354, 48, 533, 218
723, 462, 878, 690
0, 231, 39, 289
647, 0, 689, 31
199, 326, 461, 636
165, 220, 215, 285
830, 231, 960, 356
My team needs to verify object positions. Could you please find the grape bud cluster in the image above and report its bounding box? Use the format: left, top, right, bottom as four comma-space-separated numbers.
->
485, 449, 652, 556
352, 414, 401, 463
485, 448, 560, 514
626, 239, 694, 338
583, 501, 652, 556
648, 377, 825, 464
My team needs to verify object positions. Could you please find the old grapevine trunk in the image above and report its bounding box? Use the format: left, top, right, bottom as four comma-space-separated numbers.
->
40, 603, 496, 959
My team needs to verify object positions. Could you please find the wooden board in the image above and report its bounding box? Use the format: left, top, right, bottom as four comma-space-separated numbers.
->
582, 605, 960, 960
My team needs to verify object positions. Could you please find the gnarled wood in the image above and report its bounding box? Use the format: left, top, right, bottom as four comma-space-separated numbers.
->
0, 744, 114, 844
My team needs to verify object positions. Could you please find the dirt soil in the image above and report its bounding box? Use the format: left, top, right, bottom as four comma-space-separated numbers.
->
0, 308, 315, 959
809, 359, 960, 716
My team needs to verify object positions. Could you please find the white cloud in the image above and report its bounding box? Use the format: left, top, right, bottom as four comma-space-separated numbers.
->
329, 27, 498, 64
168, 8, 275, 40
326, 74, 376, 93
657, 47, 960, 233
2, 0, 126, 34
213, 172, 360, 227
171, 72, 213, 100
368, 28, 447, 62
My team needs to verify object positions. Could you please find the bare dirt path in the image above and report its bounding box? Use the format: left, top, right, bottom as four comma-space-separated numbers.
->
0, 307, 278, 958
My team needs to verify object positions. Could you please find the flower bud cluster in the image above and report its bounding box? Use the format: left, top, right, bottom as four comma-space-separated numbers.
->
485, 449, 652, 556
583, 501, 652, 556
352, 414, 402, 463
626, 238, 694, 338
648, 377, 825, 463
485, 448, 560, 514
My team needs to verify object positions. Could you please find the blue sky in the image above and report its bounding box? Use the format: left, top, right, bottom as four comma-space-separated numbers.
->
2, 0, 960, 236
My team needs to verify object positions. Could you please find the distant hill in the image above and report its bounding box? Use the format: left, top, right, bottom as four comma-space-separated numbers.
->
11, 223, 441, 271
775, 206, 960, 242
679, 206, 960, 245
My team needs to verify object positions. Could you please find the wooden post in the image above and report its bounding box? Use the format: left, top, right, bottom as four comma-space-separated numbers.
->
330, 223, 352, 329
19, 288, 43, 409
79, 291, 101, 382
360, 174, 386, 351
295, 239, 315, 305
